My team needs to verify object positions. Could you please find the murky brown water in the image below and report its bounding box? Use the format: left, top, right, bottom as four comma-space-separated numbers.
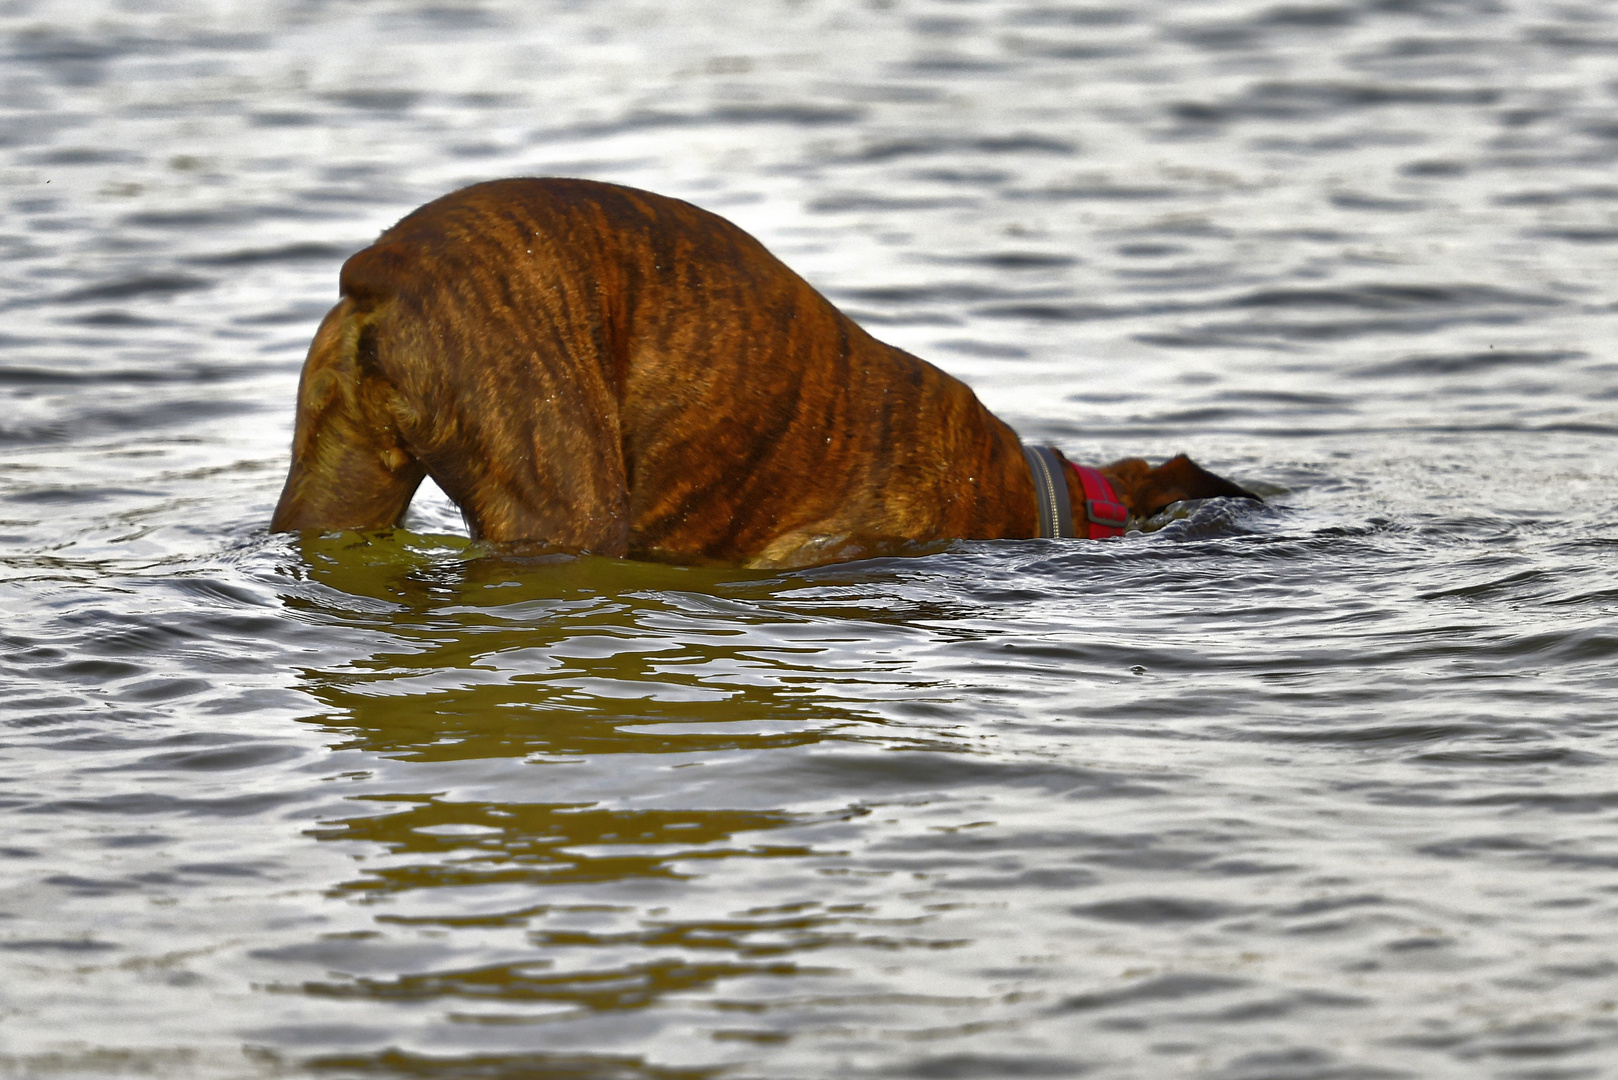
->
4, 1, 1618, 1077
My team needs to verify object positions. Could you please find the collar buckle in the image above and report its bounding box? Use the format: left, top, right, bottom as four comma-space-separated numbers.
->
1085, 498, 1128, 530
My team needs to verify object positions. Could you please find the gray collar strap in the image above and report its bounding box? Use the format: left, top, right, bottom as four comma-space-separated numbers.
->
1023, 445, 1074, 539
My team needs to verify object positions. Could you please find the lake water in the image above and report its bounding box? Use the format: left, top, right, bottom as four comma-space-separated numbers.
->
3, 1, 1618, 1077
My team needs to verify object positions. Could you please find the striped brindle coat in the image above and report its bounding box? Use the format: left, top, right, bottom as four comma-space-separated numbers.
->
271, 179, 1254, 567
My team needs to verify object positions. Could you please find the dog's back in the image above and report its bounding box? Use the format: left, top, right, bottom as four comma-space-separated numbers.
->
275, 179, 1037, 564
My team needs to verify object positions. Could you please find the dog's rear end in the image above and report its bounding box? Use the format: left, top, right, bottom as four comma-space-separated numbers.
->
271, 298, 426, 536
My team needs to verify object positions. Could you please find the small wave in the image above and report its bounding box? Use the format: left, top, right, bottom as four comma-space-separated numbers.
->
187, 242, 354, 267
52, 274, 210, 303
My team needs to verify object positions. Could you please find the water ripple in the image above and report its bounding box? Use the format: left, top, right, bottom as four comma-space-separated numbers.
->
4, 1, 1618, 1077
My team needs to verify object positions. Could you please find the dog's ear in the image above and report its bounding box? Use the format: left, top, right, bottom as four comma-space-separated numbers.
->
1101, 454, 1258, 519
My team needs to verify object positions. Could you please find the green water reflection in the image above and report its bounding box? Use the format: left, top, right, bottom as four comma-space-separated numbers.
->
307, 797, 814, 894
297, 1048, 720, 1079
270, 530, 934, 1072
282, 530, 893, 763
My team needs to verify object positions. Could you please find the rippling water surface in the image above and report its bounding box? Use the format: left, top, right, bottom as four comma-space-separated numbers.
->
4, 1, 1618, 1077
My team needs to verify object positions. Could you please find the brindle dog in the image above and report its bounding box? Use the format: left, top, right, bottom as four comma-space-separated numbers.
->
271, 178, 1256, 567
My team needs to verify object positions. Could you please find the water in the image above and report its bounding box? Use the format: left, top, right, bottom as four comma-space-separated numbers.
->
3, 1, 1617, 1077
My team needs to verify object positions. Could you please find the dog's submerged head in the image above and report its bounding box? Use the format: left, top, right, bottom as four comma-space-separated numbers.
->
1095, 453, 1260, 522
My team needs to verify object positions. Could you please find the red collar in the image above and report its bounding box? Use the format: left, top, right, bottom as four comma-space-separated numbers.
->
1067, 463, 1128, 539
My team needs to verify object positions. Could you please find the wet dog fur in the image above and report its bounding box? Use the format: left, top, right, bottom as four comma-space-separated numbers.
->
271, 178, 1256, 567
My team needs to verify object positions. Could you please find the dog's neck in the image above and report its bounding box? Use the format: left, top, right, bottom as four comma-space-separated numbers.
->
1025, 445, 1127, 539
1067, 461, 1129, 539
